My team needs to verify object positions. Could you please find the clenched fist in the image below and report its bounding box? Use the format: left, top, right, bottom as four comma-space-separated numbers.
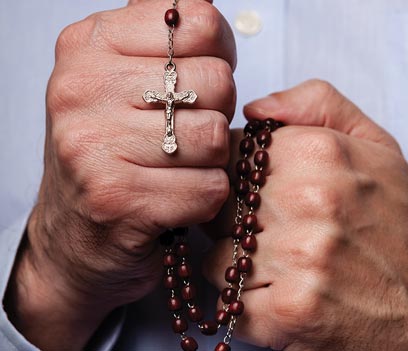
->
205, 80, 408, 350
5, 1, 236, 350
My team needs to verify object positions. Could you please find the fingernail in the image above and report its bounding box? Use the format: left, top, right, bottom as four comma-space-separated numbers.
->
244, 94, 282, 115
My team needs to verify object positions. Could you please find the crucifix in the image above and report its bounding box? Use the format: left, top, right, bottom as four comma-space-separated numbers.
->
143, 64, 198, 154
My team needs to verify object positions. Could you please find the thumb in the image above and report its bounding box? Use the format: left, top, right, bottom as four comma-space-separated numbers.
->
244, 79, 401, 153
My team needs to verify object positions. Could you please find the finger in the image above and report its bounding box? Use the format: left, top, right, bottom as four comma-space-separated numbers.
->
126, 166, 230, 229
244, 79, 401, 152
51, 55, 236, 121
114, 109, 231, 168
74, 0, 236, 69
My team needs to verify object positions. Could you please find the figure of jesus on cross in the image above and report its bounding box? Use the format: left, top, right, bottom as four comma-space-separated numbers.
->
143, 65, 198, 154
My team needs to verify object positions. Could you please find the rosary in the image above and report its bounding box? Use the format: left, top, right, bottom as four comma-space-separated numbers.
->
143, 2, 283, 350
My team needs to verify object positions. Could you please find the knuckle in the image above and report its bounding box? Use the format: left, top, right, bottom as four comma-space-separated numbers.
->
55, 19, 91, 57
192, 3, 224, 45
53, 124, 96, 166
47, 71, 87, 115
202, 169, 230, 221
305, 79, 336, 100
287, 181, 343, 221
201, 112, 230, 166
298, 131, 347, 165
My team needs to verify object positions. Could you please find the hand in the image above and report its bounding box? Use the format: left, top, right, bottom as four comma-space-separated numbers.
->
204, 80, 408, 350
4, 1, 236, 350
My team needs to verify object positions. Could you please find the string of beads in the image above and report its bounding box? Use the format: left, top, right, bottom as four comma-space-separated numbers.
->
160, 118, 284, 351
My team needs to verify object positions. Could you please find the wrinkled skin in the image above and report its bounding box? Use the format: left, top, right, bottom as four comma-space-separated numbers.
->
5, 1, 236, 349
5, 0, 408, 350
204, 80, 408, 350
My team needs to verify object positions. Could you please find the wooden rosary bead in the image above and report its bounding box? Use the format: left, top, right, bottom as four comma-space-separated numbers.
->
168, 297, 182, 311
215, 342, 231, 351
225, 266, 240, 284
176, 243, 190, 257
235, 179, 250, 197
256, 130, 272, 147
163, 253, 177, 267
239, 137, 255, 155
238, 257, 252, 273
221, 288, 238, 304
178, 263, 192, 278
229, 301, 245, 316
245, 192, 261, 209
250, 170, 266, 187
188, 306, 204, 322
236, 159, 251, 176
181, 284, 196, 301
215, 310, 231, 325
241, 235, 257, 252
163, 274, 178, 289
275, 120, 285, 128
200, 320, 218, 335
254, 150, 269, 168
243, 214, 257, 232
262, 118, 277, 132
244, 120, 261, 137
231, 224, 245, 240
181, 336, 198, 351
172, 317, 188, 334
165, 9, 180, 26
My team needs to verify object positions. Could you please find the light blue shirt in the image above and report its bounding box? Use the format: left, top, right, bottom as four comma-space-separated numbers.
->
1, 1, 407, 350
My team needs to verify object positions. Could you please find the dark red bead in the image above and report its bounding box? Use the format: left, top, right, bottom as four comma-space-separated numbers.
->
181, 285, 196, 301
163, 274, 178, 289
229, 300, 245, 316
168, 297, 182, 311
175, 243, 190, 257
181, 336, 198, 351
159, 231, 175, 246
254, 150, 269, 168
237, 257, 252, 273
241, 235, 257, 252
239, 137, 255, 156
262, 118, 277, 132
231, 224, 245, 240
244, 120, 261, 137
275, 120, 284, 128
215, 342, 231, 351
225, 266, 240, 284
200, 320, 218, 335
243, 214, 257, 232
178, 263, 192, 278
165, 9, 179, 26
188, 306, 204, 322
235, 179, 250, 197
163, 253, 177, 267
245, 192, 261, 209
215, 310, 231, 325
256, 130, 272, 147
236, 159, 251, 176
172, 317, 188, 333
221, 288, 238, 304
250, 170, 266, 187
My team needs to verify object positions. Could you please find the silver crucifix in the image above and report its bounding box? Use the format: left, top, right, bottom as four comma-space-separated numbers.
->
143, 64, 197, 154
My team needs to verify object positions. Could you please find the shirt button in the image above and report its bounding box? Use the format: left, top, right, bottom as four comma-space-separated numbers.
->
234, 10, 263, 36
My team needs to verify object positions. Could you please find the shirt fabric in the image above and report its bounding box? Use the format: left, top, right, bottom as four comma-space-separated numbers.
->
1, 1, 408, 350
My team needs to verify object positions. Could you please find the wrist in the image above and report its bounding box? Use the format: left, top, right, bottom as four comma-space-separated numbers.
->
4, 208, 113, 351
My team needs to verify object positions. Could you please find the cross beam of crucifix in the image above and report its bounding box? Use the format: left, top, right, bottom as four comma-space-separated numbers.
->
143, 68, 198, 154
